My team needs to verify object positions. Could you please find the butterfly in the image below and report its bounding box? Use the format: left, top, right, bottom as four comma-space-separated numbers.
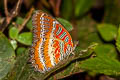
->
30, 10, 76, 73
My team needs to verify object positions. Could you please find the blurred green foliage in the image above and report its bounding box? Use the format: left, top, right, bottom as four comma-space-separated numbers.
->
116, 26, 120, 52
61, 0, 73, 20
0, 32, 15, 80
16, 47, 26, 55
75, 0, 94, 17
26, 19, 33, 31
97, 23, 117, 41
0, 0, 120, 80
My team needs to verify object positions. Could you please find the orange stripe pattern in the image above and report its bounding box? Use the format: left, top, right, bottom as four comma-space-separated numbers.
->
30, 10, 74, 73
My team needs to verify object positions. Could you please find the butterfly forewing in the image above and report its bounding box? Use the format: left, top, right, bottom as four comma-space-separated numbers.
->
30, 10, 74, 73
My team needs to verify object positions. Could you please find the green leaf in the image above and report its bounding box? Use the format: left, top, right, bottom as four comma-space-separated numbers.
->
10, 40, 18, 50
94, 44, 117, 59
2, 49, 35, 80
17, 32, 32, 45
81, 44, 119, 76
61, 0, 73, 20
16, 17, 24, 25
9, 27, 19, 39
75, 0, 94, 17
0, 32, 15, 79
81, 57, 120, 76
97, 23, 117, 41
16, 47, 26, 55
57, 18, 73, 31
116, 26, 120, 52
26, 18, 33, 31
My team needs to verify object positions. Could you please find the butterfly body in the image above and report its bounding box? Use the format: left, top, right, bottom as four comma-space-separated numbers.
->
30, 11, 74, 73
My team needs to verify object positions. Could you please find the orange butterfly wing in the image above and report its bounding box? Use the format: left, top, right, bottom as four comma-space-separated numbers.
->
30, 11, 74, 73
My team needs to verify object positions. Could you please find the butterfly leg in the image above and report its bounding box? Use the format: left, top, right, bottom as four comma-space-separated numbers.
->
73, 41, 79, 51
71, 52, 75, 55
70, 41, 79, 55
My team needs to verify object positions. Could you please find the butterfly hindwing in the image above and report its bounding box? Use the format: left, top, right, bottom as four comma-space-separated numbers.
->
30, 10, 74, 73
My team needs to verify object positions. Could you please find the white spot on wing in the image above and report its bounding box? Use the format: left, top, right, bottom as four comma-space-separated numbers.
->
48, 38, 55, 66
38, 38, 46, 72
